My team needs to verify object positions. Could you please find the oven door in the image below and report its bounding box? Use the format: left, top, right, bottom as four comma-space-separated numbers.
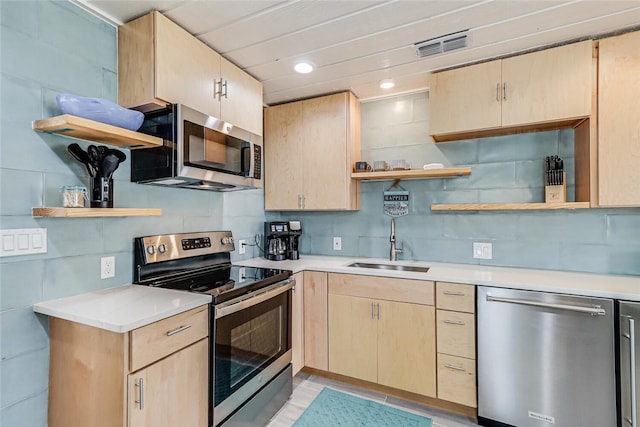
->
212, 278, 293, 426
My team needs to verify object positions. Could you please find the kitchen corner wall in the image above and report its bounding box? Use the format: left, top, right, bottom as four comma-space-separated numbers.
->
272, 92, 640, 276
0, 2, 264, 425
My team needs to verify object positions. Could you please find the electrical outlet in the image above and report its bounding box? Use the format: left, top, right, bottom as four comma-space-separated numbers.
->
101, 256, 115, 279
238, 239, 246, 255
333, 237, 342, 251
473, 242, 492, 260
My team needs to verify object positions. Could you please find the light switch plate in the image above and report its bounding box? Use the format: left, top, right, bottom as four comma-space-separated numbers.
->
0, 228, 47, 257
473, 242, 492, 259
238, 240, 246, 255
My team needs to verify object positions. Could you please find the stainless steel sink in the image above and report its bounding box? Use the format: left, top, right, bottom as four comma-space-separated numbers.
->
347, 262, 429, 273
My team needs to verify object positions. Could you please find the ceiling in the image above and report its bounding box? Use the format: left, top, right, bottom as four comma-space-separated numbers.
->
74, 0, 640, 106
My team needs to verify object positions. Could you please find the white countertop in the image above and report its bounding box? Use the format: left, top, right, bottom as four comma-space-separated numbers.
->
235, 255, 640, 301
33, 285, 211, 333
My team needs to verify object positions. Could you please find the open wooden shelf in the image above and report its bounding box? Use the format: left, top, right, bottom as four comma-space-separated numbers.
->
32, 207, 163, 217
32, 115, 162, 149
431, 202, 591, 211
351, 167, 471, 181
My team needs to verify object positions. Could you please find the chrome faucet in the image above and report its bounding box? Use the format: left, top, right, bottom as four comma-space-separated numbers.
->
389, 218, 403, 261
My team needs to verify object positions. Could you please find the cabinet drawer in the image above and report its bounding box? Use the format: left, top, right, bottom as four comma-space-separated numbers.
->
436, 310, 475, 359
328, 273, 434, 306
437, 353, 476, 408
436, 282, 475, 313
130, 305, 209, 372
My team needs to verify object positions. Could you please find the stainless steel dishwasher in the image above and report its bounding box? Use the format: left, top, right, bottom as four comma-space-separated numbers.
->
477, 286, 616, 427
620, 301, 640, 427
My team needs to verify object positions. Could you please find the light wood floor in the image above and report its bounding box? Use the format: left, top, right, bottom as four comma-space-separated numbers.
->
267, 372, 479, 427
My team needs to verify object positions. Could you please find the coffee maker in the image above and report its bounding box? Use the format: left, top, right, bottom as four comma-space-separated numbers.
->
264, 221, 302, 261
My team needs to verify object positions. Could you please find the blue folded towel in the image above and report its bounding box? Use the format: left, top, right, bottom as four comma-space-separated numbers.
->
56, 93, 144, 131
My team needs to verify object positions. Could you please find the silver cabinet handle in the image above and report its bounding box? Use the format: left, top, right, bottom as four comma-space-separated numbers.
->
631, 318, 637, 427
503, 82, 507, 100
135, 378, 144, 410
444, 364, 466, 372
443, 319, 465, 326
167, 324, 191, 336
443, 291, 466, 296
486, 294, 606, 316
496, 82, 500, 102
222, 79, 228, 99
214, 79, 222, 98
377, 303, 380, 320
371, 302, 374, 319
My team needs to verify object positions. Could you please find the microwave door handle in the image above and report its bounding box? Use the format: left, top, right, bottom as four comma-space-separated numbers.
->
241, 144, 250, 176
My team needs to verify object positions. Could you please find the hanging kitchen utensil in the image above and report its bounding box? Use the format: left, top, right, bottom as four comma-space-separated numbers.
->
101, 148, 126, 180
66, 143, 96, 177
87, 145, 101, 176
383, 180, 409, 217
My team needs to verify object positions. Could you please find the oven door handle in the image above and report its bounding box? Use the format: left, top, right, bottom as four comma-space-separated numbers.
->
215, 279, 294, 319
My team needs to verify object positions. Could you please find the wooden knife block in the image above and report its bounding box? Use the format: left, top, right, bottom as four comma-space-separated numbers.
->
545, 172, 567, 203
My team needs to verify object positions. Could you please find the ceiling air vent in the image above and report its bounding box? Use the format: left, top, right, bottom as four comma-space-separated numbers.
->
415, 30, 470, 58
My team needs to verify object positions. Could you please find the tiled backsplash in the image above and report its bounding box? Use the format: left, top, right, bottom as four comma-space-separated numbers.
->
272, 92, 640, 276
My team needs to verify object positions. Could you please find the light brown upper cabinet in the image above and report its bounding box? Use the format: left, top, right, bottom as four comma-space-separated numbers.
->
597, 30, 640, 207
264, 92, 361, 211
118, 11, 263, 136
430, 40, 593, 140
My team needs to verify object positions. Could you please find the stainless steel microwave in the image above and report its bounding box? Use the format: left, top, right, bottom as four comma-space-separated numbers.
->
131, 104, 262, 191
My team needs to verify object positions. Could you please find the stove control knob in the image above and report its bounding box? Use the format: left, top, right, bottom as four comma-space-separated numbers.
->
221, 237, 230, 245
158, 244, 167, 254
146, 245, 156, 255
228, 237, 234, 244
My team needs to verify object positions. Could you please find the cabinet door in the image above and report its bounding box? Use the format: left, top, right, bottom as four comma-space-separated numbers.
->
598, 31, 640, 207
437, 354, 477, 407
501, 40, 592, 127
377, 300, 436, 397
429, 60, 502, 135
264, 101, 304, 210
291, 272, 305, 375
303, 271, 328, 370
220, 57, 263, 136
436, 310, 475, 359
328, 294, 378, 383
301, 92, 352, 210
128, 339, 208, 427
154, 12, 220, 119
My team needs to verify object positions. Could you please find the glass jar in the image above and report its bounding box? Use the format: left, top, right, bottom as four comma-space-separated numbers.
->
61, 186, 87, 208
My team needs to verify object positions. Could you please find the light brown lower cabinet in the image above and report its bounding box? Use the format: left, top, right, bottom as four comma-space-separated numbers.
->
291, 271, 305, 375
328, 273, 437, 397
47, 305, 209, 427
437, 353, 477, 408
435, 282, 477, 408
303, 271, 328, 371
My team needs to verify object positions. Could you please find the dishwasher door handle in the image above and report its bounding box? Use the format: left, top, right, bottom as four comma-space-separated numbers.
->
486, 294, 606, 316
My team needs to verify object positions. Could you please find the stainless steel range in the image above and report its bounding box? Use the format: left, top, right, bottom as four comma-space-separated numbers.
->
133, 231, 293, 427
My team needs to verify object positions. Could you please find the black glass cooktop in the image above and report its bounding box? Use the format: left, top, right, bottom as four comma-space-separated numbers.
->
151, 265, 291, 304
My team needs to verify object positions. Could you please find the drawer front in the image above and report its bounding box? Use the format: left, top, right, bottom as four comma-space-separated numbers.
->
437, 353, 477, 408
436, 282, 475, 313
328, 273, 434, 306
436, 310, 475, 359
130, 305, 209, 372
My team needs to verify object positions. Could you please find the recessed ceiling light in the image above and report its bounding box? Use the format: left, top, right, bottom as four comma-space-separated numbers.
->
294, 62, 314, 74
379, 79, 395, 89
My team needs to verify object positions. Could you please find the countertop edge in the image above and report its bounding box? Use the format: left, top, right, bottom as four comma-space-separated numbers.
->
235, 256, 640, 301
33, 284, 212, 333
